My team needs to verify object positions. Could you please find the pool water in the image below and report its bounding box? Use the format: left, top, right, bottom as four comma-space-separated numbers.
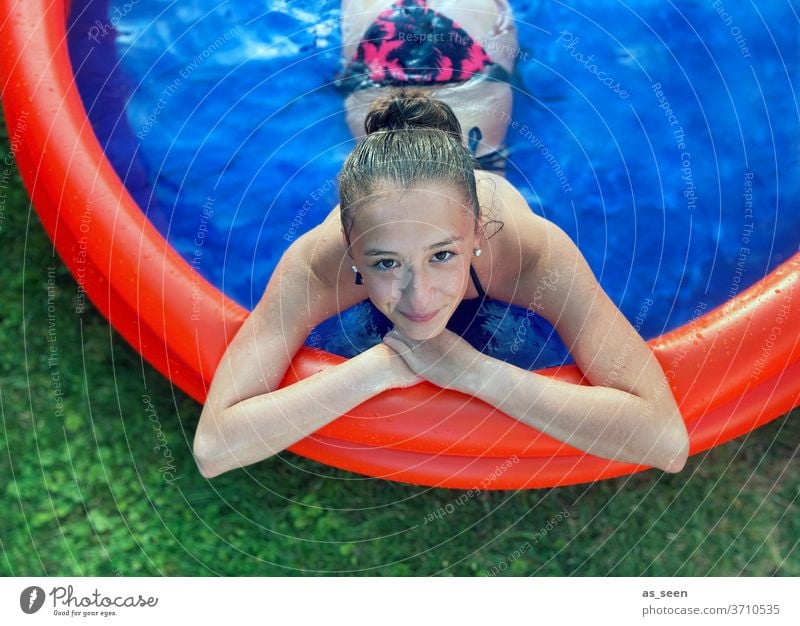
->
67, 0, 799, 369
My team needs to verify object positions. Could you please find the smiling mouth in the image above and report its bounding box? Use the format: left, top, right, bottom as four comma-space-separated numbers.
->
399, 308, 441, 323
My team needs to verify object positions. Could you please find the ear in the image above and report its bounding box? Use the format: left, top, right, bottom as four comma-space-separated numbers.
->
474, 218, 485, 243
341, 228, 351, 258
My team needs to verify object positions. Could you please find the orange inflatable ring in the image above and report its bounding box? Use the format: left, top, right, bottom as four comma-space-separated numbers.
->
2, 0, 798, 489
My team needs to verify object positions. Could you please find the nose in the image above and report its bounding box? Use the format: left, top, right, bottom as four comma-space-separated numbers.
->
399, 265, 435, 312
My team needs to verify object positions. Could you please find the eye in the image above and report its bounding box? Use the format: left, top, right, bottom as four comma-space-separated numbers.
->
373, 258, 398, 271
371, 251, 455, 271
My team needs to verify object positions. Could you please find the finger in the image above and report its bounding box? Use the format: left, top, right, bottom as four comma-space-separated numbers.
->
383, 329, 403, 344
388, 327, 414, 343
384, 330, 414, 349
383, 336, 410, 355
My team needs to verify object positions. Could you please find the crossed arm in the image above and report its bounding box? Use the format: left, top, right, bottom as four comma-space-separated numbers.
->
383, 217, 690, 473
195, 195, 689, 477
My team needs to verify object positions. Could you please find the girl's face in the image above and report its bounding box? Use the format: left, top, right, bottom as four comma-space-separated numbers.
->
344, 183, 479, 341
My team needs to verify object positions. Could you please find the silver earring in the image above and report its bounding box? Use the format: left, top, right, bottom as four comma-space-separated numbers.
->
473, 248, 482, 257
352, 265, 363, 285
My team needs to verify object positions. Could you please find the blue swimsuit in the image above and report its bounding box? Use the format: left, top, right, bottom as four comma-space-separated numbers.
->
469, 263, 487, 300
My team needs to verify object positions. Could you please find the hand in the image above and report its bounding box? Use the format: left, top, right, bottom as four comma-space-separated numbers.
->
381, 328, 483, 392
361, 342, 425, 391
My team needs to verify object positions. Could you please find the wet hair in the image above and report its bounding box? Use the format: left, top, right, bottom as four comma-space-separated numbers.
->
338, 88, 502, 248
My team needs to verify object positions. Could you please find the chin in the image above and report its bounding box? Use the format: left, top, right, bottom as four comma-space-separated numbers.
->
402, 327, 439, 341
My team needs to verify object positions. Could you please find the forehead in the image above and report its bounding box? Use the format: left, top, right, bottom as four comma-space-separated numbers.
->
350, 184, 473, 246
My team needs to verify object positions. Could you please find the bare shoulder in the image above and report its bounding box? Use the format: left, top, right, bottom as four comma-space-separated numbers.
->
296, 204, 366, 310
473, 170, 550, 300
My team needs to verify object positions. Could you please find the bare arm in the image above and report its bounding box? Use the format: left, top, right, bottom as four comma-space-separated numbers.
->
480, 201, 688, 472
458, 354, 687, 472
195, 343, 415, 478
385, 180, 689, 473
193, 229, 421, 478
384, 323, 686, 473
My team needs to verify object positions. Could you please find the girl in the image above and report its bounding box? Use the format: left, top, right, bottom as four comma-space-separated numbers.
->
193, 2, 689, 479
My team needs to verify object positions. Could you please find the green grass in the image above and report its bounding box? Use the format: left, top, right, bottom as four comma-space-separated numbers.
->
0, 113, 797, 577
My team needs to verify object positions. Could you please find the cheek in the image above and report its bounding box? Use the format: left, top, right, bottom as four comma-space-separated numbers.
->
449, 265, 471, 294
447, 273, 466, 295
433, 268, 469, 305
366, 275, 400, 306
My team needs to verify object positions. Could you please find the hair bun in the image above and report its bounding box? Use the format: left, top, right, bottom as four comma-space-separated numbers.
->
364, 88, 463, 138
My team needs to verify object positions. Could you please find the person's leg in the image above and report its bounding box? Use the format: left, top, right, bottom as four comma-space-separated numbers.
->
425, 0, 518, 75
341, 0, 517, 70
340, 0, 389, 62
339, 0, 519, 175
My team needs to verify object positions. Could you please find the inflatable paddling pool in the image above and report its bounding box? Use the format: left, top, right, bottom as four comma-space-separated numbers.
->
2, 0, 798, 489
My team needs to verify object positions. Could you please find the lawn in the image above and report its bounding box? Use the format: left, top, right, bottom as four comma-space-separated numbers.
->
1, 114, 797, 576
